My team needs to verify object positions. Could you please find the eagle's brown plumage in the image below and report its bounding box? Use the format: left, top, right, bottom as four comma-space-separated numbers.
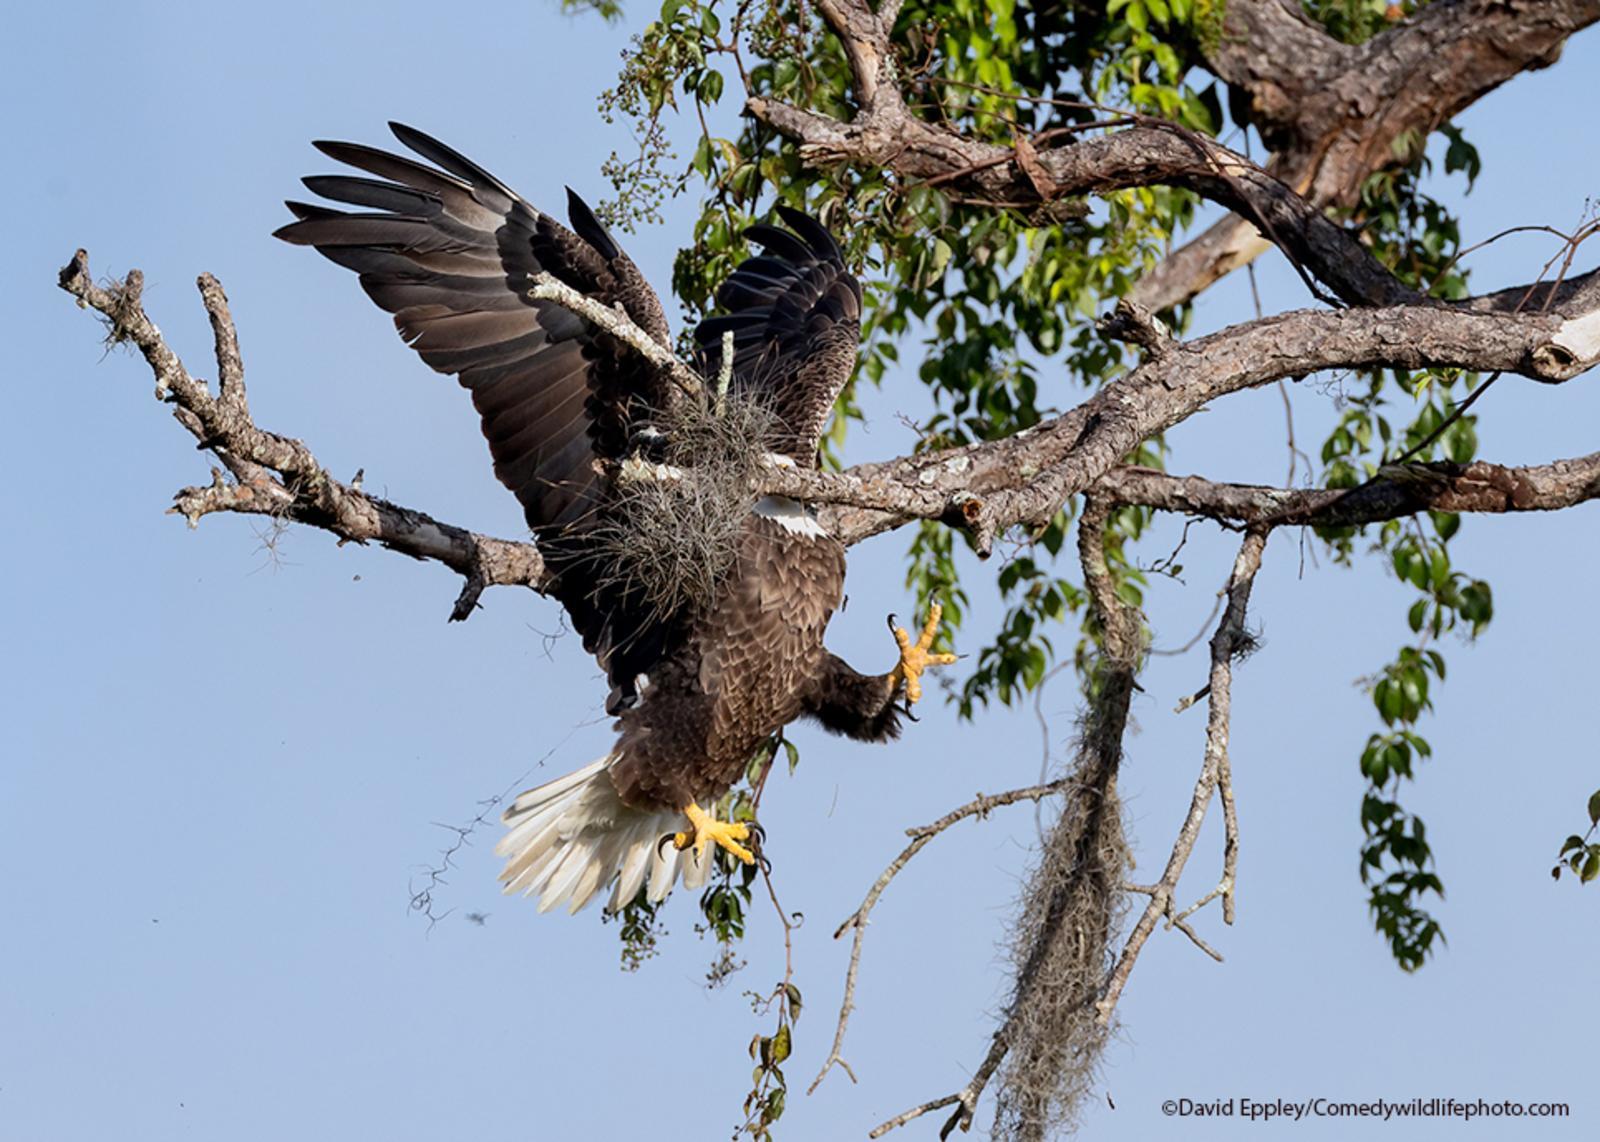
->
276, 125, 948, 913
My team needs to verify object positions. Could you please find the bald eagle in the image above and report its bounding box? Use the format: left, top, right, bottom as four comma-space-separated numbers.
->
275, 124, 954, 914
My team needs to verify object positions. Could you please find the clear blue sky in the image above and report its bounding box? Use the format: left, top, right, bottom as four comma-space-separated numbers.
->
3, 3, 1596, 1140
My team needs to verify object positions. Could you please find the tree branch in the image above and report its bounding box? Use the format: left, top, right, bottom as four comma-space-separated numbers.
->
749, 89, 1410, 308
808, 780, 1075, 1100
59, 250, 552, 620
1097, 528, 1268, 1025
874, 501, 1142, 1139
525, 273, 703, 397
63, 246, 1600, 620
1133, 0, 1600, 311
1093, 452, 1600, 528
772, 296, 1600, 548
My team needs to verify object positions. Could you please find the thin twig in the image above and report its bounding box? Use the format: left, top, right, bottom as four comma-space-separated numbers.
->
807, 780, 1073, 1098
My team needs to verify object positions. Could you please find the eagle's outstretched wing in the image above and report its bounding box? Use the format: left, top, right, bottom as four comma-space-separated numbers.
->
692, 207, 863, 464
274, 123, 677, 704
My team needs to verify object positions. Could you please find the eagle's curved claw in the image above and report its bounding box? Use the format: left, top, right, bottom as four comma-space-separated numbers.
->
673, 800, 756, 865
889, 602, 959, 704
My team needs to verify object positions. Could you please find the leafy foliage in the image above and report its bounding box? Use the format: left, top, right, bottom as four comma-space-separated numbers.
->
577, 0, 1521, 1098
1318, 123, 1488, 967
743, 981, 802, 1139
1552, 790, 1600, 885
606, 891, 668, 971
1302, 0, 1422, 46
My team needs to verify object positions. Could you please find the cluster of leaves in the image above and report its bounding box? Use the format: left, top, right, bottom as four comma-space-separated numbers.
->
742, 981, 803, 1139
603, 892, 668, 971
1304, 70, 1489, 966
1356, 647, 1446, 971
1553, 791, 1600, 884
1302, 0, 1420, 46
594, 0, 731, 229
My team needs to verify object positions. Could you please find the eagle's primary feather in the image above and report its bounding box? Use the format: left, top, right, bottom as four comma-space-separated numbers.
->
276, 124, 951, 913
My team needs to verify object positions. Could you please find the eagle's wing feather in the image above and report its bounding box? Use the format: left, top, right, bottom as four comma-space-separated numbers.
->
692, 206, 862, 462
275, 124, 678, 700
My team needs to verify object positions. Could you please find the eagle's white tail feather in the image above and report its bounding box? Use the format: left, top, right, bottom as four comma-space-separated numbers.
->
495, 754, 711, 914
611, 838, 653, 911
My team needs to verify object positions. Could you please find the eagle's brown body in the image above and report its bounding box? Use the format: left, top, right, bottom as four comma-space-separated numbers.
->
610, 512, 847, 809
277, 124, 935, 914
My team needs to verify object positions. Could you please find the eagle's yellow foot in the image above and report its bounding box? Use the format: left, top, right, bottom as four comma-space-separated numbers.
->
673, 800, 756, 865
889, 602, 959, 704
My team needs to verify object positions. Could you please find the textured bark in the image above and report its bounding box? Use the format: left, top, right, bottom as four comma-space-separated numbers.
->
58, 250, 551, 621
1133, 0, 1600, 311
747, 99, 1411, 308
747, 0, 1599, 314
765, 296, 1600, 548
1095, 454, 1600, 527
63, 245, 1600, 621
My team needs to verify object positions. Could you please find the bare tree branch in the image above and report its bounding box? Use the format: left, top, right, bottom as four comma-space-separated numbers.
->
1092, 453, 1600, 528
59, 250, 552, 620
875, 500, 1142, 1139
749, 89, 1412, 308
808, 780, 1075, 1099
780, 296, 1600, 548
1097, 528, 1269, 1025
62, 248, 1600, 627
526, 273, 703, 397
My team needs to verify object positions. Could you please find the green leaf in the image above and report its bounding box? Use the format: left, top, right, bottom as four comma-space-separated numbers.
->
698, 68, 724, 104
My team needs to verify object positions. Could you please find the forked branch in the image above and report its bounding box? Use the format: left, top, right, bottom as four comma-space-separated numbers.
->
58, 250, 552, 620
807, 780, 1075, 1099
1097, 528, 1269, 1025
59, 250, 1600, 625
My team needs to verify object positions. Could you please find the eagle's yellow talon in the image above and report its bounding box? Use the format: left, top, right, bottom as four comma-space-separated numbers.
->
674, 800, 755, 864
889, 602, 957, 704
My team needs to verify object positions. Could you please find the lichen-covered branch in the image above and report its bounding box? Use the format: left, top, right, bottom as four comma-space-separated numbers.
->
61, 247, 1600, 627
1097, 528, 1269, 1025
59, 250, 551, 620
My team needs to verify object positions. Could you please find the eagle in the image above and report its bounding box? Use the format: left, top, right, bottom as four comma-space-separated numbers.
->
275, 124, 955, 914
